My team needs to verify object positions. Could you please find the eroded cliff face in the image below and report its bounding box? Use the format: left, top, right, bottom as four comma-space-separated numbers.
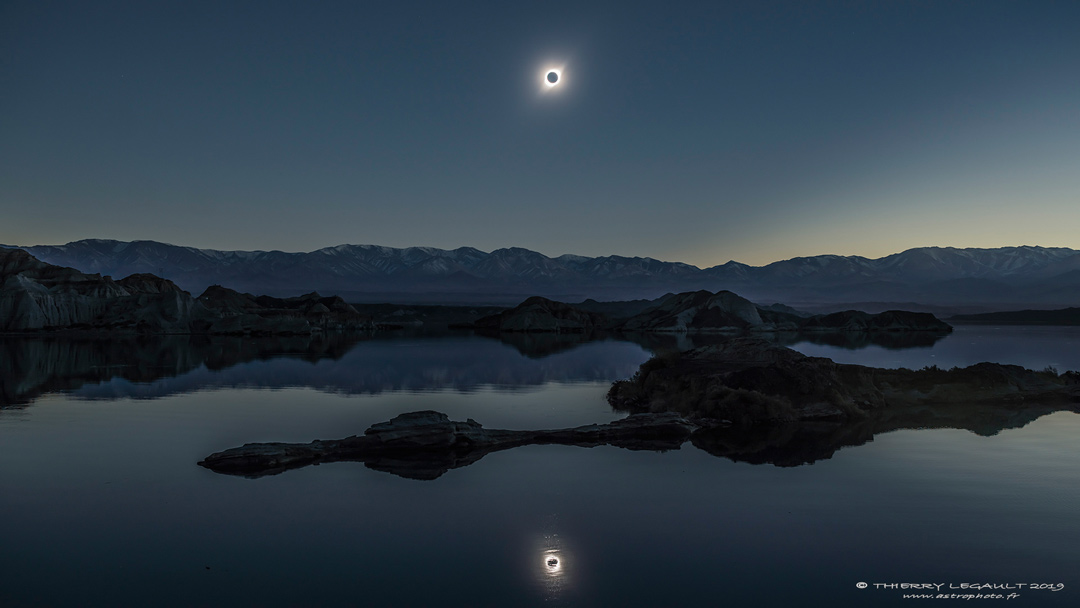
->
0, 249, 201, 332
0, 249, 373, 334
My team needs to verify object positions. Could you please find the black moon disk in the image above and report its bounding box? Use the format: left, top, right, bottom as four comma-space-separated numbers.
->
547, 71, 559, 84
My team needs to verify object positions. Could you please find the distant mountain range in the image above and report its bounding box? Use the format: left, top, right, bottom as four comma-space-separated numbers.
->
3, 239, 1080, 310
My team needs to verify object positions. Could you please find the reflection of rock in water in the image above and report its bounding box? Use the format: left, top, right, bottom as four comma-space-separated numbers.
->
482, 329, 599, 359
0, 334, 367, 408
693, 402, 1079, 466
778, 330, 951, 350
1, 328, 960, 409
691, 420, 877, 467
610, 329, 951, 353
0, 333, 653, 408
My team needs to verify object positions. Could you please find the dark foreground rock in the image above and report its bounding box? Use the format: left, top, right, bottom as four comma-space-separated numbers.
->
608, 337, 1080, 424
199, 410, 694, 480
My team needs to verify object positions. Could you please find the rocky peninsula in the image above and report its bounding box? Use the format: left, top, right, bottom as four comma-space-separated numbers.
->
199, 410, 694, 480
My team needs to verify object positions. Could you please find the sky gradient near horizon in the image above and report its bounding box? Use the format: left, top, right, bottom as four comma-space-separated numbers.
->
2, 0, 1079, 267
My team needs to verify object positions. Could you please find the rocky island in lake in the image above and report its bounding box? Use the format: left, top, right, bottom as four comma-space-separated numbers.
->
472, 289, 952, 335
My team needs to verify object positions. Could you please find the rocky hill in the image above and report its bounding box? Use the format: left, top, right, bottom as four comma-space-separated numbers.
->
620, 290, 771, 332
473, 296, 604, 332
197, 286, 371, 334
798, 310, 952, 332
7, 240, 1080, 308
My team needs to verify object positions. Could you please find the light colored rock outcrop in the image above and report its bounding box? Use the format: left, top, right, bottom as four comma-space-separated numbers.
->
0, 249, 372, 334
0, 249, 199, 332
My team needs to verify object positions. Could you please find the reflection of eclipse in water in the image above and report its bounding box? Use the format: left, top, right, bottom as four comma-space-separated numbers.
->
543, 550, 563, 576
535, 533, 570, 599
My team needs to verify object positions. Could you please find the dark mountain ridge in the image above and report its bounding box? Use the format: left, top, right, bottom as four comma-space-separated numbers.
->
4, 239, 1080, 308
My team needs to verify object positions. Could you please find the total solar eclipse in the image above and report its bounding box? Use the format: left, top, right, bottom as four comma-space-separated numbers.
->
545, 70, 560, 87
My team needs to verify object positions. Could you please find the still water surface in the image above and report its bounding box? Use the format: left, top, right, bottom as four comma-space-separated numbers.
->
1, 327, 1077, 606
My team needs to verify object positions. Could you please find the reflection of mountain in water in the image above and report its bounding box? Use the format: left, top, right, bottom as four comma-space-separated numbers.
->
0, 334, 368, 408
1, 333, 654, 407
0, 329, 952, 408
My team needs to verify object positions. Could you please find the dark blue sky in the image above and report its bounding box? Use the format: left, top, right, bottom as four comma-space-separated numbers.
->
2, 0, 1078, 265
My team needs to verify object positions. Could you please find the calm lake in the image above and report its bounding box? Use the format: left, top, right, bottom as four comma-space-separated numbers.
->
1, 326, 1077, 607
